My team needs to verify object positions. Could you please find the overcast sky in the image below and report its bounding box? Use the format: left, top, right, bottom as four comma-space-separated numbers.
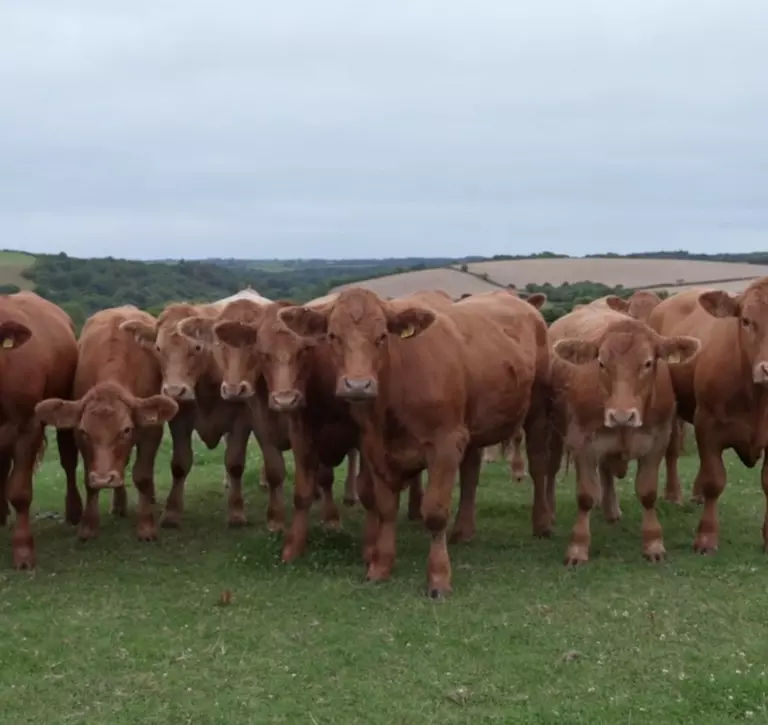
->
1, 1, 766, 260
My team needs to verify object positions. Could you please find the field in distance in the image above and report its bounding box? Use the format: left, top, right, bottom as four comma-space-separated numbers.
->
0, 250, 36, 290
332, 257, 768, 298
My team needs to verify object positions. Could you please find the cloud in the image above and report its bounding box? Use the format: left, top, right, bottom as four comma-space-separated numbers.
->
1, 0, 766, 259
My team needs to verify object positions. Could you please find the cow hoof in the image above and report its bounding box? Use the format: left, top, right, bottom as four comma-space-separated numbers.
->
448, 529, 473, 544
690, 495, 704, 505
281, 546, 302, 563
604, 512, 622, 524
227, 515, 248, 529
322, 518, 342, 531
266, 520, 284, 534
343, 497, 357, 508
427, 587, 452, 601
137, 529, 157, 542
159, 513, 181, 529
664, 493, 683, 506
534, 527, 553, 539
12, 547, 36, 570
77, 526, 97, 542
643, 542, 666, 562
64, 509, 83, 526
111, 506, 127, 518
407, 511, 423, 523
564, 545, 589, 567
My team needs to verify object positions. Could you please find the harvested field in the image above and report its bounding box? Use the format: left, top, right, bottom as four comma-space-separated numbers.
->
647, 278, 755, 294
0, 250, 36, 290
331, 267, 501, 298
461, 258, 768, 289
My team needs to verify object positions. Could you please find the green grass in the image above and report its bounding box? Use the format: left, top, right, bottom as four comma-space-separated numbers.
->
0, 250, 36, 290
2, 435, 768, 724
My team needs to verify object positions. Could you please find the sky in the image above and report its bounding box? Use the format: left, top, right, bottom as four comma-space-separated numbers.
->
1, 1, 766, 261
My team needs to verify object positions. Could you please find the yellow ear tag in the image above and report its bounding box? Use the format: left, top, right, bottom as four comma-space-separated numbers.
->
400, 325, 415, 339
1, 337, 14, 349
667, 352, 681, 364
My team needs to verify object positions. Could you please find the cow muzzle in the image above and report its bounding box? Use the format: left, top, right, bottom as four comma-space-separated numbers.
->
753, 362, 768, 385
88, 471, 123, 489
337, 376, 378, 400
220, 381, 253, 400
161, 383, 195, 401
269, 389, 303, 411
604, 408, 642, 429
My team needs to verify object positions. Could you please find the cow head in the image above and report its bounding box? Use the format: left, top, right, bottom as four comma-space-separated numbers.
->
178, 300, 279, 402
121, 304, 212, 402
0, 321, 32, 351
278, 288, 436, 401
215, 302, 317, 412
554, 320, 700, 429
699, 279, 768, 384
36, 383, 177, 489
627, 291, 662, 323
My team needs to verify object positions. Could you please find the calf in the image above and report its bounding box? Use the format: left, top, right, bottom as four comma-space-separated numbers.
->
275, 287, 551, 597
649, 279, 768, 552
0, 292, 78, 568
121, 299, 257, 527
36, 307, 178, 542
549, 305, 699, 565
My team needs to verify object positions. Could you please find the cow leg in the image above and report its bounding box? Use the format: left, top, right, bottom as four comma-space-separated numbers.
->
420, 428, 468, 599
546, 420, 565, 529
507, 432, 527, 483
132, 427, 162, 542
111, 487, 128, 518
600, 463, 621, 523
282, 420, 318, 562
564, 455, 598, 566
635, 449, 665, 562
162, 416, 194, 528
526, 387, 554, 536
56, 429, 82, 524
0, 453, 10, 527
78, 474, 101, 542
407, 474, 423, 521
692, 421, 726, 554
761, 452, 768, 552
224, 418, 250, 528
367, 473, 400, 584
343, 449, 358, 507
450, 446, 482, 543
6, 427, 44, 569
261, 443, 286, 534
316, 464, 341, 528
482, 444, 501, 464
663, 418, 684, 505
356, 457, 379, 565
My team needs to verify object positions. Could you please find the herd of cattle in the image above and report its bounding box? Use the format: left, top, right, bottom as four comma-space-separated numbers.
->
0, 278, 766, 597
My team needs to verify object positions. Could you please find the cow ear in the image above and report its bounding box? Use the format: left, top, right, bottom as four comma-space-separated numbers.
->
604, 296, 630, 314
658, 335, 701, 365
214, 321, 259, 348
120, 320, 157, 348
698, 290, 739, 318
553, 339, 599, 366
132, 395, 179, 427
35, 398, 82, 429
0, 321, 32, 350
177, 316, 216, 346
386, 306, 436, 339
279, 307, 328, 338
525, 293, 546, 310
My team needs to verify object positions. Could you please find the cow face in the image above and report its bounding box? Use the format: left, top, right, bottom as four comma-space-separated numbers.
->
699, 281, 768, 384
122, 306, 210, 402
554, 321, 700, 429
627, 291, 662, 323
36, 384, 177, 489
279, 289, 435, 402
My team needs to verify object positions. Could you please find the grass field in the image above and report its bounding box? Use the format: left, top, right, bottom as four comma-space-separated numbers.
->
2, 434, 768, 724
0, 250, 36, 290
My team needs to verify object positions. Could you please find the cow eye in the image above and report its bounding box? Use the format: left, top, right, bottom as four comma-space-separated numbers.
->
598, 359, 606, 370
194, 343, 203, 353
741, 317, 752, 328
644, 359, 654, 369
376, 333, 387, 346
155, 345, 161, 353
121, 425, 133, 437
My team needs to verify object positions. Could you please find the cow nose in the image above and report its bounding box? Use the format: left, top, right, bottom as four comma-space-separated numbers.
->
754, 362, 768, 384
269, 390, 302, 411
605, 408, 641, 428
162, 383, 195, 401
221, 381, 253, 400
88, 471, 122, 489
339, 376, 378, 399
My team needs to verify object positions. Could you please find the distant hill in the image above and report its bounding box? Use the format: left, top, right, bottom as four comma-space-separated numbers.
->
0, 250, 36, 293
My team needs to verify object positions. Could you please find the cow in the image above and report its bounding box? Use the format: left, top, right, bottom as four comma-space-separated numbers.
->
586, 291, 663, 323
648, 279, 768, 552
272, 287, 552, 598
0, 292, 79, 569
548, 299, 700, 565
35, 307, 178, 542
120, 291, 273, 528
176, 296, 357, 534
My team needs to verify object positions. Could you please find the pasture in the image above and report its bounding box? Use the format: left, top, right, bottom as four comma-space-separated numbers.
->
2, 434, 768, 724
0, 250, 36, 290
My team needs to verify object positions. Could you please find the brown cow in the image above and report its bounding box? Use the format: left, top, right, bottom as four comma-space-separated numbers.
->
121, 298, 260, 528
36, 307, 178, 542
274, 287, 552, 598
0, 292, 78, 569
176, 297, 353, 533
591, 291, 663, 323
548, 301, 700, 565
649, 280, 768, 552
